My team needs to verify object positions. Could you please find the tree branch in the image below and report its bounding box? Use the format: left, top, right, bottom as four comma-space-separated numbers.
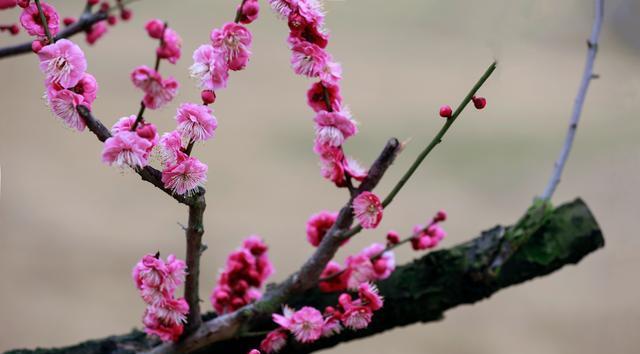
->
6, 198, 604, 354
76, 105, 205, 207
540, 0, 604, 200
183, 195, 206, 335
0, 0, 139, 59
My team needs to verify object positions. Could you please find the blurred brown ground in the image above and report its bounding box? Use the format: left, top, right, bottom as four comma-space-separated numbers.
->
1, 0, 639, 353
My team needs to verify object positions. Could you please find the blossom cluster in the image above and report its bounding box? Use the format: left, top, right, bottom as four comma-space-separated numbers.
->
259, 282, 384, 353
132, 253, 189, 342
17, 1, 95, 133
210, 235, 274, 314
319, 243, 395, 292
409, 209, 448, 250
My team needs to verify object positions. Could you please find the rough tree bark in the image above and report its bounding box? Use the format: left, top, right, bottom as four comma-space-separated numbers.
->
6, 198, 604, 354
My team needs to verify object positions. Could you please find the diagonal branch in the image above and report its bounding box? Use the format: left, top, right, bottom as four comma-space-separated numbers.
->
5, 198, 604, 354
540, 0, 604, 200
76, 105, 205, 207
0, 0, 140, 59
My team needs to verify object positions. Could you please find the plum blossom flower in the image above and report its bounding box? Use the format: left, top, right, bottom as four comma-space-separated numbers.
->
237, 0, 260, 25
46, 88, 86, 132
260, 329, 288, 354
210, 22, 252, 71
161, 152, 208, 196
411, 223, 447, 250
343, 244, 395, 290
159, 130, 183, 164
290, 40, 328, 78
316, 145, 345, 186
358, 283, 383, 311
318, 261, 347, 293
37, 39, 87, 89
142, 307, 184, 342
352, 191, 383, 229
157, 28, 182, 64
211, 236, 273, 314
130, 66, 179, 109
85, 21, 108, 45
47, 72, 99, 108
175, 103, 218, 142
341, 305, 373, 330
313, 110, 357, 148
19, 1, 59, 37
268, 0, 297, 18
361, 243, 395, 280
189, 44, 229, 91
287, 1, 328, 48
305, 210, 337, 247
110, 115, 158, 161
101, 131, 152, 168
307, 81, 341, 112
275, 306, 324, 343
343, 156, 367, 181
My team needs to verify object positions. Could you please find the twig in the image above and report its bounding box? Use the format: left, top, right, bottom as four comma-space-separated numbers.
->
540, 0, 604, 201
76, 105, 204, 206
0, 0, 140, 59
34, 0, 53, 43
183, 195, 206, 336
343, 61, 498, 239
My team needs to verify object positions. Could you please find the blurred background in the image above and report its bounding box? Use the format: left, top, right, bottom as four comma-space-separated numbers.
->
1, 0, 639, 353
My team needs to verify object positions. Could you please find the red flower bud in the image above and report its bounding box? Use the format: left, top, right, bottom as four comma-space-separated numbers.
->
201, 90, 216, 105
439, 105, 453, 118
472, 96, 487, 110
120, 8, 132, 21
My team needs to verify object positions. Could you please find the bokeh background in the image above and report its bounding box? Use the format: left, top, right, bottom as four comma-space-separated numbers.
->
1, 0, 639, 353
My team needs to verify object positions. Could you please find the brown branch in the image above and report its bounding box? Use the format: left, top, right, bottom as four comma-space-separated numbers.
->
0, 0, 140, 59
183, 195, 206, 336
76, 105, 205, 207
6, 199, 605, 354
146, 137, 402, 354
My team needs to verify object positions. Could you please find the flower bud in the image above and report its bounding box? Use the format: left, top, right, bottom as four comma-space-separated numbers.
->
472, 96, 487, 110
201, 90, 216, 105
386, 230, 400, 245
31, 39, 43, 53
439, 105, 453, 118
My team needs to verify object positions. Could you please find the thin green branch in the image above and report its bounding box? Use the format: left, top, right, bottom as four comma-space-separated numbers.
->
34, 0, 53, 43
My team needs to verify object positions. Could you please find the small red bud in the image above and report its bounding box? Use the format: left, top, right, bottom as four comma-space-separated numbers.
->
87, 0, 100, 5
63, 17, 77, 26
439, 105, 453, 118
434, 209, 447, 223
472, 96, 487, 110
9, 24, 19, 35
201, 90, 216, 105
17, 0, 29, 9
386, 230, 400, 245
31, 39, 43, 53
99, 2, 109, 12
120, 8, 132, 20
107, 15, 117, 25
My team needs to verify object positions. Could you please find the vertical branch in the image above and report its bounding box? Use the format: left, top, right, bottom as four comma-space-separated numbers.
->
34, 0, 53, 43
183, 195, 206, 335
540, 0, 604, 200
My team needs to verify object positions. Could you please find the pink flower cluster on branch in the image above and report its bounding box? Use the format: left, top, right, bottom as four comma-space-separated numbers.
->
210, 236, 274, 314
133, 253, 189, 342
261, 282, 384, 353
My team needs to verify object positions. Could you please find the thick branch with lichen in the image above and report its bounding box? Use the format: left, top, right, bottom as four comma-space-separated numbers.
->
6, 198, 604, 354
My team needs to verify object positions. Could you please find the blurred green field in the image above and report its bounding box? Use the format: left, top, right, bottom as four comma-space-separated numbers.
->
1, 0, 639, 353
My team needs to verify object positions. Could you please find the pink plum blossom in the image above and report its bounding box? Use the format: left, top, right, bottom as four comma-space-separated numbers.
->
142, 298, 188, 342
85, 21, 108, 45
305, 210, 337, 247
260, 329, 288, 354
132, 253, 167, 290
277, 306, 324, 343
159, 130, 183, 164
362, 243, 395, 280
46, 88, 86, 132
175, 103, 218, 142
237, 0, 260, 24
189, 44, 229, 91
411, 224, 447, 250
343, 156, 367, 181
290, 40, 328, 78
101, 131, 152, 168
358, 283, 383, 311
317, 145, 345, 187
210, 22, 252, 71
268, 0, 297, 18
318, 261, 347, 293
161, 152, 208, 196
157, 28, 182, 64
47, 72, 99, 107
38, 39, 87, 89
352, 191, 383, 229
19, 1, 59, 37
341, 305, 373, 330
130, 66, 179, 109
307, 81, 341, 112
313, 110, 357, 148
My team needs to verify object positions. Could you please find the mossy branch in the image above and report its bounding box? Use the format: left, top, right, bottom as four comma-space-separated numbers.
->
6, 198, 604, 354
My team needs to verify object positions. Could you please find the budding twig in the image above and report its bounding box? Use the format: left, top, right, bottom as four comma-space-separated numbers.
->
343, 61, 498, 239
540, 0, 604, 201
0, 0, 141, 59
